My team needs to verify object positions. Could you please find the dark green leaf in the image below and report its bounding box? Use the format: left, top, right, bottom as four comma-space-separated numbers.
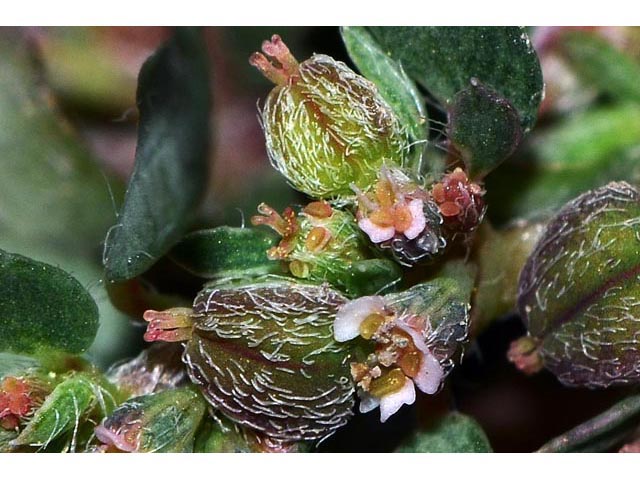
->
169, 227, 280, 279
538, 392, 640, 452
396, 412, 492, 452
486, 104, 640, 224
533, 104, 640, 172
341, 26, 428, 174
561, 30, 640, 103
368, 27, 543, 132
0, 35, 122, 256
449, 80, 523, 179
103, 27, 211, 281
0, 249, 98, 355
518, 182, 640, 387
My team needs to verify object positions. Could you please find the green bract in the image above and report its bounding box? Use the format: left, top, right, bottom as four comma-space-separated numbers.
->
95, 386, 206, 453
12, 373, 116, 451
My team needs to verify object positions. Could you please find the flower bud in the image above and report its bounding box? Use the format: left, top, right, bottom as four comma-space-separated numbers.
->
0, 376, 50, 432
507, 336, 543, 375
430, 167, 486, 234
250, 35, 408, 199
94, 386, 206, 453
143, 277, 355, 443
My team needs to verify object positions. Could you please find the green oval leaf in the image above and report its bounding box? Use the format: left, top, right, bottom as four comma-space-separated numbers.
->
0, 34, 123, 255
538, 393, 640, 453
533, 104, 640, 172
395, 412, 492, 453
103, 27, 211, 282
169, 227, 280, 279
449, 80, 523, 179
518, 182, 640, 387
560, 30, 640, 104
341, 26, 428, 174
367, 27, 543, 132
0, 249, 99, 355
487, 104, 640, 223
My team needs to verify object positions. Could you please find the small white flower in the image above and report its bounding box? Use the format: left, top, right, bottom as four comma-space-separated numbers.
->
333, 296, 386, 342
379, 376, 416, 422
357, 375, 416, 423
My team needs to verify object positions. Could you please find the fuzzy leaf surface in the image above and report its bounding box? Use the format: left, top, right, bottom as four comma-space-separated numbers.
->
0, 250, 99, 355
103, 27, 211, 281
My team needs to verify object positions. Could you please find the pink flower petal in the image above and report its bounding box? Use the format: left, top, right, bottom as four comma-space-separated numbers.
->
358, 218, 396, 243
412, 351, 444, 394
379, 376, 416, 422
358, 392, 380, 414
94, 424, 137, 452
333, 296, 386, 342
396, 320, 445, 394
403, 199, 426, 240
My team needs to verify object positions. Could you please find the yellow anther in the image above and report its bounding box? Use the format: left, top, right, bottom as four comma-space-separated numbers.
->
369, 368, 406, 398
359, 313, 385, 340
289, 260, 310, 278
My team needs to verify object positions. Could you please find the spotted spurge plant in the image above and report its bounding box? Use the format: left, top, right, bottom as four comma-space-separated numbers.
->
4, 26, 640, 453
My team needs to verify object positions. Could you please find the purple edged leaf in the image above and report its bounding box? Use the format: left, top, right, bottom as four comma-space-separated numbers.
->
518, 182, 640, 388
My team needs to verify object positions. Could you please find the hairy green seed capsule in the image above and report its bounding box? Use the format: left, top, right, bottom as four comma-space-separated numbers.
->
250, 35, 407, 199
144, 277, 356, 443
518, 182, 640, 388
